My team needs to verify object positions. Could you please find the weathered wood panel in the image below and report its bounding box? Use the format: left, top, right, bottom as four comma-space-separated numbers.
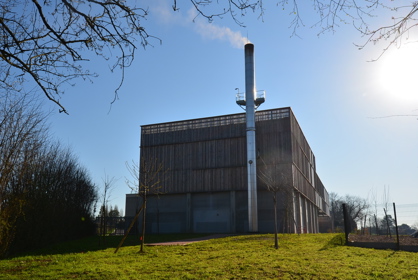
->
139, 107, 329, 215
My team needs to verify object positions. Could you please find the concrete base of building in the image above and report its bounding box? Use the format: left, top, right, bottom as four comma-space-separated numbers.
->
126, 190, 321, 234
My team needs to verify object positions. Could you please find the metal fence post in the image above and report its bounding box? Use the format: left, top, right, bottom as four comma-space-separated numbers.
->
393, 202, 400, 250
342, 203, 351, 244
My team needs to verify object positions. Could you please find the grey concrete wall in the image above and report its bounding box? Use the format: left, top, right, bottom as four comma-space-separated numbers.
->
318, 215, 332, 233
146, 194, 188, 233
258, 191, 274, 233
192, 192, 231, 233
235, 190, 248, 232
125, 194, 141, 217
125, 190, 320, 234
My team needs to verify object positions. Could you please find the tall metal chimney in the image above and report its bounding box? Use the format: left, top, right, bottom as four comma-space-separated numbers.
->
244, 43, 258, 232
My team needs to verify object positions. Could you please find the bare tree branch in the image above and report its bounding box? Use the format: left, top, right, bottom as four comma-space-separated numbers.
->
355, 3, 418, 59
368, 114, 418, 119
2, 0, 418, 113
125, 158, 167, 253
0, 0, 158, 113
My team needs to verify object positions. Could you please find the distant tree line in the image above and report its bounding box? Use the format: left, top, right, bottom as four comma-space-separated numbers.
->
330, 193, 369, 232
96, 204, 125, 238
104, 205, 122, 218
0, 93, 97, 258
330, 192, 417, 236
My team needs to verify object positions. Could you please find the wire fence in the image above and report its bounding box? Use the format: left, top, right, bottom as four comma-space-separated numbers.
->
361, 203, 418, 235
95, 216, 127, 236
95, 203, 418, 237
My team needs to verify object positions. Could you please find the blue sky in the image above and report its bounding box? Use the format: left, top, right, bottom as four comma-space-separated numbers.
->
43, 1, 418, 223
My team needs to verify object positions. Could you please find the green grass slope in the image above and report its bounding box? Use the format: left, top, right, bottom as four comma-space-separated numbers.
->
1, 233, 417, 279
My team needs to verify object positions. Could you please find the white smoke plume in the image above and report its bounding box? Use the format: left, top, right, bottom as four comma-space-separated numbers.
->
189, 9, 249, 49
150, 1, 248, 49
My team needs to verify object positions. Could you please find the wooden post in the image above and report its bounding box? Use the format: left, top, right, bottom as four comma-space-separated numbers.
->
114, 203, 145, 254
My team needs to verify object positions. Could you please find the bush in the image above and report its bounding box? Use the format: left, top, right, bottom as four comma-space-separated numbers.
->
0, 94, 97, 257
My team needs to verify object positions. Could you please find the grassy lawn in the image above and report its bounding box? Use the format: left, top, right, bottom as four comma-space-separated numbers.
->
1, 233, 418, 279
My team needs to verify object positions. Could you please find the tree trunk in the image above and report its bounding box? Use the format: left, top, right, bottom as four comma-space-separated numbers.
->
274, 192, 278, 249
139, 193, 146, 253
383, 208, 391, 238
114, 203, 144, 254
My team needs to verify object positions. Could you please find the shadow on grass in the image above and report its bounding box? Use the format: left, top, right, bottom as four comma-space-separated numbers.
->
319, 233, 346, 251
11, 233, 211, 258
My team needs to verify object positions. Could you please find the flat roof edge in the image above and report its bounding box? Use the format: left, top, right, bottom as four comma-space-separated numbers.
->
141, 107, 293, 134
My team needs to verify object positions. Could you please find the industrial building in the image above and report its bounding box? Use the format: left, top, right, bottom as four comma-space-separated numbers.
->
125, 43, 330, 234
125, 107, 330, 233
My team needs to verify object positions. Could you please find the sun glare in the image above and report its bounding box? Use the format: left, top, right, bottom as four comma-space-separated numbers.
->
377, 43, 418, 103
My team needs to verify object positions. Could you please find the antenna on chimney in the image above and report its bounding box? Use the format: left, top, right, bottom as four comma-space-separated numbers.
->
235, 45, 265, 109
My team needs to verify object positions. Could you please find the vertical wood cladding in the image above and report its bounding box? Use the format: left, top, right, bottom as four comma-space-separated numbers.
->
140, 107, 329, 215
141, 121, 248, 193
288, 110, 329, 215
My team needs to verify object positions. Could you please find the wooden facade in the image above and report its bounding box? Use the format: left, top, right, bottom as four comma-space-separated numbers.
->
132, 107, 329, 233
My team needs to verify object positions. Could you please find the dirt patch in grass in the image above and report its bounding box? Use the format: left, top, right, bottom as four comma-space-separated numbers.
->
146, 234, 235, 246
349, 234, 418, 245
348, 234, 418, 252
